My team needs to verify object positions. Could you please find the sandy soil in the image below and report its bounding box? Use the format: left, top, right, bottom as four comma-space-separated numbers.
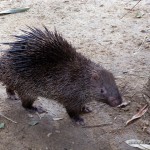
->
0, 0, 150, 150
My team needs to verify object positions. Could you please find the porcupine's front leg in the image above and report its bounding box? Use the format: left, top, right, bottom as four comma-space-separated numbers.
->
66, 106, 85, 125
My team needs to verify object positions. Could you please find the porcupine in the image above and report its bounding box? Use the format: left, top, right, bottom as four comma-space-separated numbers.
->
0, 26, 122, 125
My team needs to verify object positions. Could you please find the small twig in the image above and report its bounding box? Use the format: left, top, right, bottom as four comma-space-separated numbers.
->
120, 0, 142, 19
120, 83, 129, 96
135, 36, 147, 53
142, 93, 150, 105
82, 123, 112, 128
0, 113, 17, 124
145, 94, 150, 99
125, 104, 148, 126
143, 85, 149, 92
130, 92, 137, 99
124, 8, 136, 11
36, 112, 42, 119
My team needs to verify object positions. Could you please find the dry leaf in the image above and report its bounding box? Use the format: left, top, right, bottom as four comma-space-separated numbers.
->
135, 11, 145, 18
47, 133, 52, 137
126, 104, 148, 126
117, 101, 131, 108
52, 117, 63, 121
125, 139, 150, 150
0, 7, 30, 15
0, 123, 5, 129
28, 120, 39, 126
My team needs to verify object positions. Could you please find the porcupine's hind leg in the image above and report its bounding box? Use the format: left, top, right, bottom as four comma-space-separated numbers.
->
6, 86, 18, 100
17, 92, 46, 113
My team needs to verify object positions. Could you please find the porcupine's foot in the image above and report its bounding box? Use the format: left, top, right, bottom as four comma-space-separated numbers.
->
26, 106, 46, 114
6, 87, 18, 100
72, 116, 85, 126
66, 107, 85, 126
81, 106, 92, 114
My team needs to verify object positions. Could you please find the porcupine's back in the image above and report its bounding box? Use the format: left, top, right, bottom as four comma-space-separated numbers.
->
4, 27, 80, 74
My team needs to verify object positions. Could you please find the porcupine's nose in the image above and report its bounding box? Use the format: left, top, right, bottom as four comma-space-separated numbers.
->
108, 96, 122, 107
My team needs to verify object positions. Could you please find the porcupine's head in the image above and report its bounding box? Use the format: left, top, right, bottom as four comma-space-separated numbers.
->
90, 68, 122, 107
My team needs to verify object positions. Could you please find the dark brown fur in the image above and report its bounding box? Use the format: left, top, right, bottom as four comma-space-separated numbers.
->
0, 26, 122, 124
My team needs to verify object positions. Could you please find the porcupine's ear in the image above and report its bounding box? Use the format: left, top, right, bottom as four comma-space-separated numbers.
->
91, 70, 100, 80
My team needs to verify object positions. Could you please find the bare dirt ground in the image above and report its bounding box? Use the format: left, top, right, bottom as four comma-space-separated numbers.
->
0, 0, 150, 150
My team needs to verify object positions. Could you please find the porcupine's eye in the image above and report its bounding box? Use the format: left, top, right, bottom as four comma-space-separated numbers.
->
100, 88, 104, 94
100, 87, 107, 94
